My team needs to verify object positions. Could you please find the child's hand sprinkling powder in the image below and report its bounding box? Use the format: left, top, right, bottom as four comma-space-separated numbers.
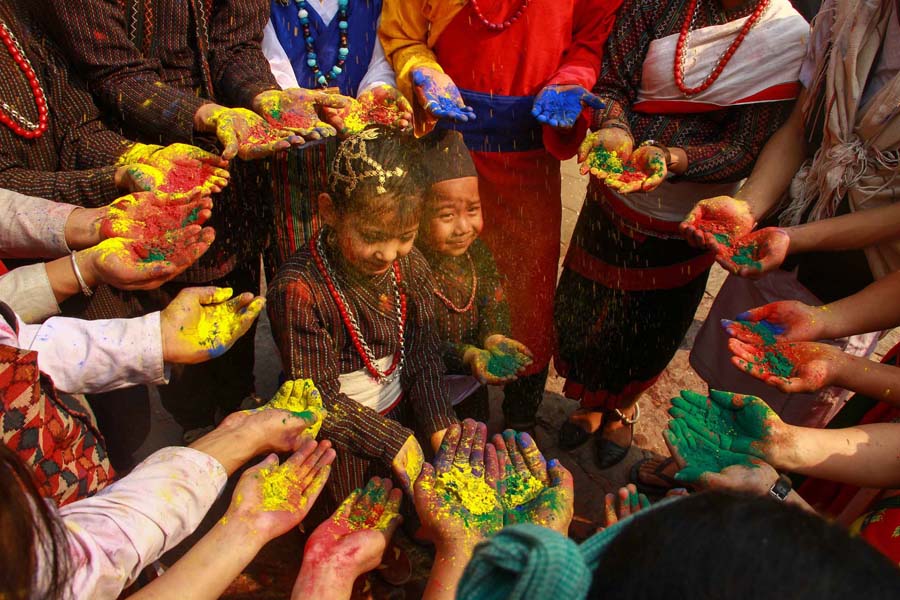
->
160, 286, 265, 363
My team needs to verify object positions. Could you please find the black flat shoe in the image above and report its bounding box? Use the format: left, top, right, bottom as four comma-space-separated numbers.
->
558, 419, 593, 450
595, 405, 640, 469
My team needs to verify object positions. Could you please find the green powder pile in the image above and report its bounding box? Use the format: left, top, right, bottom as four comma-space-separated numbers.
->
141, 248, 167, 263
731, 242, 762, 270
735, 320, 779, 346
487, 354, 519, 377
734, 321, 793, 378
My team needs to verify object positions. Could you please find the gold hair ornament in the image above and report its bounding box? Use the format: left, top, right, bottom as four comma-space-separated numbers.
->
330, 128, 406, 196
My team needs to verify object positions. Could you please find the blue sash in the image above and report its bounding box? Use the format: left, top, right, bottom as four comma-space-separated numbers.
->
437, 88, 542, 153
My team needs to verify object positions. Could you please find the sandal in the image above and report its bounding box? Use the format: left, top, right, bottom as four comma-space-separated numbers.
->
629, 456, 682, 497
558, 409, 604, 451
594, 404, 640, 469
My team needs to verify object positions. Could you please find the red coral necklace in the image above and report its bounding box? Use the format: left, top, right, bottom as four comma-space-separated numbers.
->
469, 0, 530, 31
311, 231, 407, 384
0, 20, 48, 139
433, 252, 477, 314
674, 0, 770, 96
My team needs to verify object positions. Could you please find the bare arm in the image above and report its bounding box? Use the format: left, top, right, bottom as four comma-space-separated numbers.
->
785, 201, 900, 254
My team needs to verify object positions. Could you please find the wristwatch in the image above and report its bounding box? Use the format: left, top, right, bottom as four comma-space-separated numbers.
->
768, 474, 793, 502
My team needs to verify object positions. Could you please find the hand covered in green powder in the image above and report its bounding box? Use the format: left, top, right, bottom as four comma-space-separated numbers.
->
225, 439, 334, 541
665, 389, 787, 463
667, 435, 780, 496
492, 430, 574, 535
715, 227, 790, 278
466, 335, 534, 384
680, 196, 756, 251
600, 483, 651, 531
722, 301, 828, 344
729, 339, 846, 393
160, 286, 265, 364
414, 420, 503, 553
296, 477, 403, 598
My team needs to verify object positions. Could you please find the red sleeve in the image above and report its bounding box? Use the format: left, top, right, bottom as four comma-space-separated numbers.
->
543, 0, 624, 159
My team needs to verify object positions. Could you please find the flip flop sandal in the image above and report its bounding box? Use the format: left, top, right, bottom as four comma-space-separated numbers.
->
629, 456, 682, 497
558, 409, 603, 451
594, 405, 640, 470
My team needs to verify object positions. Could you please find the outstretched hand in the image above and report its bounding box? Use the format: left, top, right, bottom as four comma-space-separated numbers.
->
225, 439, 335, 541
322, 84, 413, 137
411, 66, 476, 122
531, 84, 604, 129
607, 144, 668, 193
493, 429, 573, 535
249, 378, 326, 438
715, 227, 790, 277
600, 483, 651, 531
253, 88, 341, 139
414, 420, 503, 553
160, 286, 265, 363
197, 105, 304, 160
728, 339, 846, 393
99, 191, 213, 240
722, 301, 827, 344
466, 335, 534, 384
680, 196, 755, 251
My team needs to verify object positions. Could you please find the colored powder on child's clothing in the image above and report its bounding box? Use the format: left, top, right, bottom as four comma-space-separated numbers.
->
500, 472, 545, 511
487, 354, 519, 377
158, 162, 218, 194
731, 242, 762, 270
258, 464, 304, 512
436, 464, 500, 516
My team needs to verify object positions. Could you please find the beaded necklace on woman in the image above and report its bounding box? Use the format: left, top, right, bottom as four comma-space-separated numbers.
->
0, 19, 48, 139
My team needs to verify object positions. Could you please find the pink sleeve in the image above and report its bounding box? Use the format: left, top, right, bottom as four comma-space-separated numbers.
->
58, 447, 227, 600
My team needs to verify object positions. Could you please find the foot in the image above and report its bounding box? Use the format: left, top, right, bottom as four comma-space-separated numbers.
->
558, 408, 604, 450
601, 405, 637, 448
595, 405, 638, 469
637, 457, 678, 489
568, 408, 605, 433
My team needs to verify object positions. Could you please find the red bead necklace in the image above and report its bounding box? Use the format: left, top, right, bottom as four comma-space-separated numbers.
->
674, 0, 770, 96
310, 231, 407, 384
0, 20, 48, 139
433, 252, 478, 314
469, 0, 530, 31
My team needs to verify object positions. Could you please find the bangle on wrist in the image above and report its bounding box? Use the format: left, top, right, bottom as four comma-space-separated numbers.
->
601, 119, 633, 139
70, 252, 93, 297
638, 139, 672, 167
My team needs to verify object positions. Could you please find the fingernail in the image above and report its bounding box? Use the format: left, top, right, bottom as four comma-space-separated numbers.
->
547, 458, 559, 468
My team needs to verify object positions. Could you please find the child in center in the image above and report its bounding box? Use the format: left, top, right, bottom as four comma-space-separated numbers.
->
267, 126, 456, 506
417, 130, 534, 422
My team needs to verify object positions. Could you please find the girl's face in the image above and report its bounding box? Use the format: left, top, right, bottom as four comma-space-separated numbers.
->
324, 194, 420, 276
421, 177, 483, 257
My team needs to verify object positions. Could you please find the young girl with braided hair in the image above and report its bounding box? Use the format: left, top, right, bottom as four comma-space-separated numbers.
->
267, 126, 457, 507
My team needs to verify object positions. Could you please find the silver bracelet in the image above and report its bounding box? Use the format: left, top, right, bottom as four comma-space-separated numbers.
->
70, 251, 93, 297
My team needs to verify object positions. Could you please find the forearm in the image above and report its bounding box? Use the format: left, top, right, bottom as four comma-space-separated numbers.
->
126, 519, 264, 600
775, 423, 900, 488
0, 265, 61, 323
819, 270, 900, 338
734, 93, 809, 219
292, 564, 355, 600
44, 254, 94, 303
832, 354, 900, 405
188, 427, 261, 476
0, 165, 121, 207
423, 548, 472, 600
786, 202, 900, 255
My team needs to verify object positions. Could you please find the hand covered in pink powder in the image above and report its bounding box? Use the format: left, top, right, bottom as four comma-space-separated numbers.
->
716, 227, 791, 277
729, 339, 845, 393
532, 84, 604, 129
224, 439, 335, 541
294, 477, 403, 598
196, 105, 304, 160
160, 286, 264, 363
722, 301, 828, 344
680, 196, 756, 251
411, 66, 476, 122
253, 88, 342, 139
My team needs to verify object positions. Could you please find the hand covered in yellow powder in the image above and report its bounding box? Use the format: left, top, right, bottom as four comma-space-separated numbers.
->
114, 163, 167, 193
391, 434, 424, 498
98, 190, 214, 241
246, 378, 326, 438
160, 286, 264, 364
577, 125, 634, 176
76, 225, 215, 292
195, 104, 304, 160
224, 438, 335, 541
322, 84, 413, 137
253, 88, 343, 139
492, 430, 573, 534
608, 144, 668, 194
294, 477, 403, 598
414, 420, 503, 554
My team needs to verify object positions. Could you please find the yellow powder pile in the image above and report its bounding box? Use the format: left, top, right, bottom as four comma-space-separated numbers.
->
258, 464, 305, 513
193, 300, 243, 351
501, 473, 545, 510
437, 464, 500, 516
263, 378, 326, 438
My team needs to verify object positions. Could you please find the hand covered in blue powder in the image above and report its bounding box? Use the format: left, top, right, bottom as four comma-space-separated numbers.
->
411, 66, 476, 122
532, 84, 604, 129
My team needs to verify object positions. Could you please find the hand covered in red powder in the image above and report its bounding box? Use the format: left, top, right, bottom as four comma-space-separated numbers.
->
723, 301, 828, 344
253, 88, 341, 139
224, 439, 335, 541
716, 227, 790, 277
160, 286, 264, 364
411, 66, 475, 122
322, 84, 413, 137
99, 191, 213, 240
680, 196, 756, 250
492, 430, 573, 534
608, 144, 668, 194
137, 143, 230, 195
577, 126, 634, 176
77, 225, 214, 291
729, 339, 845, 393
414, 420, 503, 553
295, 477, 403, 598
600, 483, 650, 531
196, 105, 304, 160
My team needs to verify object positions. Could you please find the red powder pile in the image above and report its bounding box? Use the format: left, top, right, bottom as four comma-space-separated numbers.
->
159, 162, 218, 194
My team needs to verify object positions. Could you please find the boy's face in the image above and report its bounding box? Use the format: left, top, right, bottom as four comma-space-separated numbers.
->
421, 177, 483, 257
331, 202, 420, 277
